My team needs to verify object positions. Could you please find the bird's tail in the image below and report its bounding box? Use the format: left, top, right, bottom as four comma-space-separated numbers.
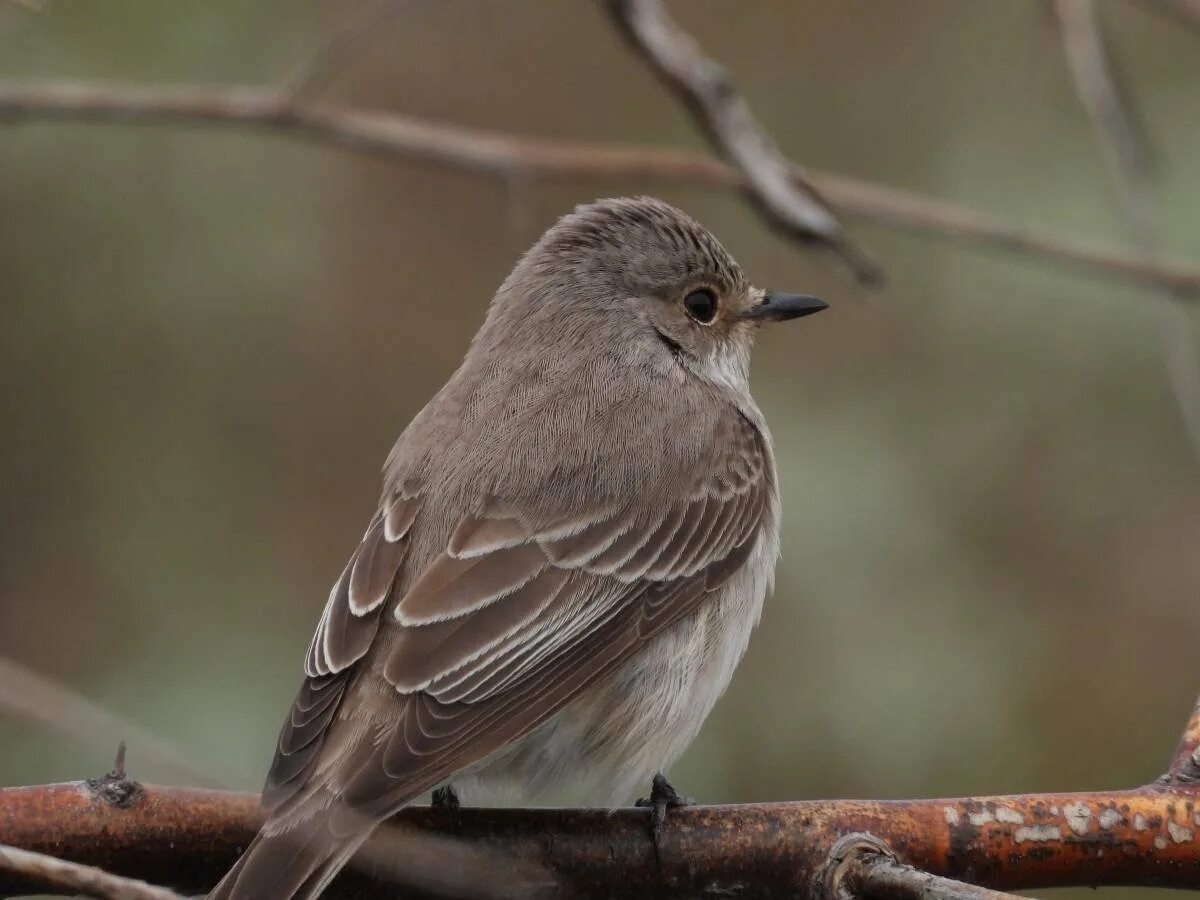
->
207, 809, 368, 900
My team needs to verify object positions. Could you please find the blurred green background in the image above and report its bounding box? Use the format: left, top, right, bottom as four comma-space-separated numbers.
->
2, 1, 1199, 897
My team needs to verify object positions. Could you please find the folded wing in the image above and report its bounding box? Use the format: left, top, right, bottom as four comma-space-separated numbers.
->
262, 408, 771, 821
339, 408, 773, 818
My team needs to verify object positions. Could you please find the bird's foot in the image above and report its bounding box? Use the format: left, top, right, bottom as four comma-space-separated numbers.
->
635, 773, 692, 858
431, 784, 462, 827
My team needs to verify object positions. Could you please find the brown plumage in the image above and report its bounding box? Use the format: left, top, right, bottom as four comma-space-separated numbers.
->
209, 196, 827, 899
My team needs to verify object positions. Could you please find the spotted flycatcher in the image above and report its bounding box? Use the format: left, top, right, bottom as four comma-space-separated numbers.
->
210, 196, 827, 899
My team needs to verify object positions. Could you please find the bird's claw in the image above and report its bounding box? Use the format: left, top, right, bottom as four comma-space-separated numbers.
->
635, 773, 692, 858
431, 784, 462, 827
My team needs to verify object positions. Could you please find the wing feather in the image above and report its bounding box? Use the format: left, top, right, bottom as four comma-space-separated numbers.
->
397, 543, 549, 624
540, 515, 634, 566
383, 567, 570, 692
262, 673, 348, 810
428, 577, 624, 704
617, 504, 690, 581
267, 495, 419, 811
644, 496, 709, 579
584, 509, 668, 574
447, 515, 528, 558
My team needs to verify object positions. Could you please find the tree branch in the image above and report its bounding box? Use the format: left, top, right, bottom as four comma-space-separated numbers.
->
285, 0, 409, 101
826, 833, 1032, 900
600, 0, 880, 285
0, 844, 183, 900
1135, 0, 1200, 33
1055, 0, 1155, 246
0, 80, 1197, 298
848, 857, 1029, 900
2, 777, 1199, 897
1165, 694, 1200, 783
1055, 0, 1200, 464
6, 693, 1197, 896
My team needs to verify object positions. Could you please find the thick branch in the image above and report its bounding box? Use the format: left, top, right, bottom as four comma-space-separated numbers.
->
0, 80, 1197, 297
2, 778, 1199, 898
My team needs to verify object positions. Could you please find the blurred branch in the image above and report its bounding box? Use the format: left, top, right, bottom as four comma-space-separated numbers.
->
0, 656, 223, 788
1055, 0, 1200, 459
285, 0, 410, 101
0, 844, 182, 900
600, 0, 881, 285
801, 169, 1200, 295
1, 81, 1198, 298
1134, 0, 1200, 32
1054, 0, 1155, 244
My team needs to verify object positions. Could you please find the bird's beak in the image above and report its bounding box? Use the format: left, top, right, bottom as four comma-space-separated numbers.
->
742, 291, 828, 323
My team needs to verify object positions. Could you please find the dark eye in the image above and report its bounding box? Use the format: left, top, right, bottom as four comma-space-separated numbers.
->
683, 289, 717, 324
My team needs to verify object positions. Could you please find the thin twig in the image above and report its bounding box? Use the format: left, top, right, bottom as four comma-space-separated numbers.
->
0, 656, 223, 787
1, 80, 1198, 297
0, 844, 183, 900
600, 0, 882, 285
1055, 0, 1155, 243
1163, 693, 1200, 782
807, 170, 1200, 295
849, 857, 1032, 900
285, 0, 410, 101
825, 833, 1035, 900
1055, 0, 1200, 459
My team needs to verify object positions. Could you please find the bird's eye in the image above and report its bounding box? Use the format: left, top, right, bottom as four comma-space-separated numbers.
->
683, 289, 718, 324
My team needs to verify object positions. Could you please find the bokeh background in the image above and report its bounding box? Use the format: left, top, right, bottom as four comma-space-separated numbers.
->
2, 2, 1199, 897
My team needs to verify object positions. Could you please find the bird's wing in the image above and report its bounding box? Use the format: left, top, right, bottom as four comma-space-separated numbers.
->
266, 407, 773, 821
261, 493, 420, 810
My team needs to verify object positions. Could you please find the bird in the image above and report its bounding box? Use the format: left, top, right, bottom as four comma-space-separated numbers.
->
209, 196, 828, 899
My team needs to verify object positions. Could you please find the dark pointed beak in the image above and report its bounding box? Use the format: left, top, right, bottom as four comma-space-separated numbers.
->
743, 291, 828, 323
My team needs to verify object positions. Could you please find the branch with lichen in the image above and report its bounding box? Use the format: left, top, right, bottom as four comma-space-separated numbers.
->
2, 693, 1200, 898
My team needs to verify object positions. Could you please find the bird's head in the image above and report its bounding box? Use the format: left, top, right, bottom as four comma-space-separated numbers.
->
481, 196, 827, 391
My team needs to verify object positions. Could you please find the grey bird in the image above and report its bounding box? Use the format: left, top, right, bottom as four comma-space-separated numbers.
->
209, 196, 827, 899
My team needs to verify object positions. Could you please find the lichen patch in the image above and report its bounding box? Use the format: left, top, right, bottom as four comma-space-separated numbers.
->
1015, 825, 1062, 843
1168, 820, 1194, 843
1064, 801, 1092, 837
